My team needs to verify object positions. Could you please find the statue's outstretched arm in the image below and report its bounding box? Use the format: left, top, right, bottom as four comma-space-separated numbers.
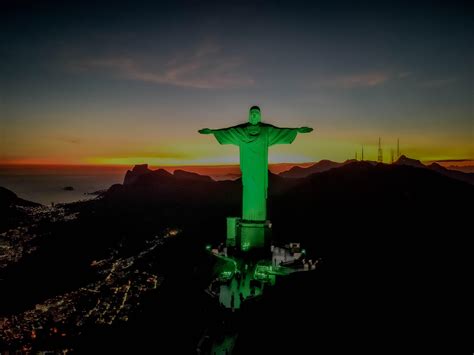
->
198, 125, 244, 145
297, 127, 313, 133
198, 128, 214, 134
268, 124, 313, 134
198, 125, 242, 134
268, 125, 314, 145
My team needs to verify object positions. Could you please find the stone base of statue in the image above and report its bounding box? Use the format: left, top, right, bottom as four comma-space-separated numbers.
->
240, 220, 271, 251
226, 217, 272, 253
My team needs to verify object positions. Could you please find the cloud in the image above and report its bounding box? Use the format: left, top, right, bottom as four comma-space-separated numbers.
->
83, 149, 193, 166
319, 71, 391, 89
314, 71, 457, 90
397, 72, 412, 79
96, 149, 192, 160
418, 78, 457, 88
72, 43, 254, 89
425, 158, 473, 163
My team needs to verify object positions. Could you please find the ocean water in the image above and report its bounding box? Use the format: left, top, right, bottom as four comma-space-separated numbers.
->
0, 164, 240, 205
0, 165, 127, 205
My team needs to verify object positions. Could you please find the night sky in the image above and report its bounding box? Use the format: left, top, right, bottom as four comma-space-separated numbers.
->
1, 0, 473, 166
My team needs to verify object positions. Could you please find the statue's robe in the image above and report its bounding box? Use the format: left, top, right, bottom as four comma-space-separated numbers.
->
212, 123, 298, 221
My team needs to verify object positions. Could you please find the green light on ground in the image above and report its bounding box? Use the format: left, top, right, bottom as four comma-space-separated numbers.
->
219, 270, 234, 282
253, 264, 274, 282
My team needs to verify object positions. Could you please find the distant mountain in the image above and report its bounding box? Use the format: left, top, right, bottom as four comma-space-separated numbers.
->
279, 161, 472, 203
394, 155, 425, 168
212, 173, 241, 181
446, 164, 474, 173
427, 162, 474, 185
173, 169, 214, 182
123, 164, 215, 186
287, 155, 474, 186
123, 164, 153, 185
394, 155, 474, 184
427, 162, 448, 172
104, 166, 235, 212
0, 186, 40, 231
279, 160, 343, 178
0, 186, 40, 209
279, 159, 369, 178
271, 160, 473, 248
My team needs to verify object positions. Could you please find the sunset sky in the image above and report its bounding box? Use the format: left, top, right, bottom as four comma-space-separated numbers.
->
1, 1, 473, 167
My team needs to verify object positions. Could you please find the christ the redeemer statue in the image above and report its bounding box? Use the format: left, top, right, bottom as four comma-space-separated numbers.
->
199, 106, 313, 223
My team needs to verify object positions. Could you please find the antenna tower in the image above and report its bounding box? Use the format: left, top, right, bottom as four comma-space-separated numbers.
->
377, 137, 383, 163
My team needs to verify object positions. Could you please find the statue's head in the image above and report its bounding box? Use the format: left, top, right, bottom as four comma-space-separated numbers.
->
248, 106, 261, 125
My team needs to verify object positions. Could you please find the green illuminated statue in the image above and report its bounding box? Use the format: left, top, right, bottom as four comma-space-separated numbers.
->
199, 106, 313, 223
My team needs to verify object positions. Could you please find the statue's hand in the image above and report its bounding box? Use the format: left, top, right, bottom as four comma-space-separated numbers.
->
198, 128, 213, 134
298, 127, 313, 133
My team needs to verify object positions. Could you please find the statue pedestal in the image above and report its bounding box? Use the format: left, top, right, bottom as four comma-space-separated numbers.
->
227, 217, 272, 252
240, 220, 271, 251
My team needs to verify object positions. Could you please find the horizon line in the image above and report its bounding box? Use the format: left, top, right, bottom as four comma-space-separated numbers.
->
1, 157, 474, 169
